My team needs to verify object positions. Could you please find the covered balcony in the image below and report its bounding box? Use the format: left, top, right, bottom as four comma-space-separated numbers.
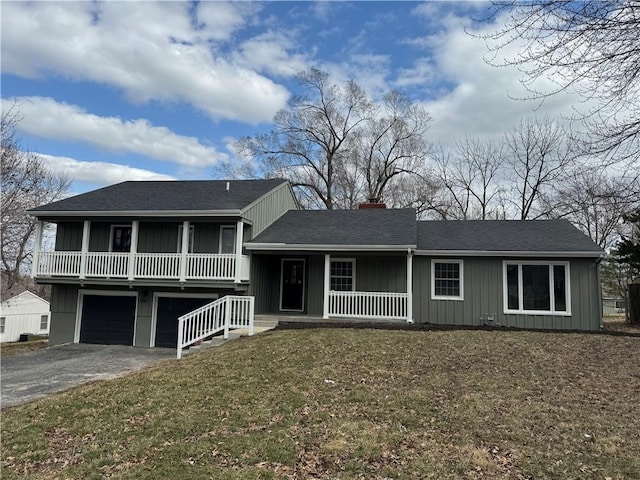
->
32, 219, 250, 283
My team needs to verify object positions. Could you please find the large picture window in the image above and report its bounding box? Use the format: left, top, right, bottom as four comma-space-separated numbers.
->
330, 259, 355, 291
503, 261, 570, 315
431, 259, 463, 300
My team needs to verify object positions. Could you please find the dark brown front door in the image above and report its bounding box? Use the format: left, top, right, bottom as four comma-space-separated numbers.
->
280, 259, 305, 311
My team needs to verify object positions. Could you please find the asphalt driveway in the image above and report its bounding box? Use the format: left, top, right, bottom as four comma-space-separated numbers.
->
1, 343, 174, 409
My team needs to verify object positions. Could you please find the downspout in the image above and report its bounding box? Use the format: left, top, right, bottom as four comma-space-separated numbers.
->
596, 256, 604, 330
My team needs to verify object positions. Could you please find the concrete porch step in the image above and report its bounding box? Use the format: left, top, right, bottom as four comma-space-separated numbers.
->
181, 323, 277, 357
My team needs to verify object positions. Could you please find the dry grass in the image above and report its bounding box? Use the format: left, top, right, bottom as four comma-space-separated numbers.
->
2, 328, 639, 479
1, 339, 48, 358
603, 315, 640, 335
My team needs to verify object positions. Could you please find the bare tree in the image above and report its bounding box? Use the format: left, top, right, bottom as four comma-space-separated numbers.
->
235, 68, 432, 210
504, 117, 574, 220
1, 103, 70, 300
548, 168, 640, 249
480, 1, 640, 163
235, 68, 372, 209
428, 137, 506, 220
353, 90, 431, 203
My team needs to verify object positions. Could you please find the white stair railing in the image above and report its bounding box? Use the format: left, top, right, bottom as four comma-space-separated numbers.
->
177, 295, 254, 359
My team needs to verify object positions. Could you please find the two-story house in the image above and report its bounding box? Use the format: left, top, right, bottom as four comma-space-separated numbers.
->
30, 178, 604, 354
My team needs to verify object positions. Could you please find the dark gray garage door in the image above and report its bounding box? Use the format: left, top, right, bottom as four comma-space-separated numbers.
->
155, 297, 214, 348
80, 295, 136, 345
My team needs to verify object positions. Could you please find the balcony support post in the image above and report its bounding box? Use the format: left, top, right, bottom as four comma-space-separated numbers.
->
322, 253, 331, 319
128, 220, 139, 281
31, 220, 44, 278
406, 248, 414, 323
179, 220, 190, 282
79, 220, 91, 280
234, 219, 244, 283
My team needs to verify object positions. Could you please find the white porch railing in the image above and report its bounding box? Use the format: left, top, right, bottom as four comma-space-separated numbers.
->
177, 295, 254, 359
34, 251, 250, 282
328, 291, 408, 320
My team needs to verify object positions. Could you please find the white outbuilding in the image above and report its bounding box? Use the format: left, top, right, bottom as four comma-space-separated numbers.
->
0, 291, 50, 343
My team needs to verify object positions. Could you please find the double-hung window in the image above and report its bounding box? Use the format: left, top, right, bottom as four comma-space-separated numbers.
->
330, 259, 355, 291
0, 317, 5, 334
504, 261, 570, 315
110, 225, 132, 252
40, 315, 49, 330
431, 259, 463, 300
219, 226, 236, 254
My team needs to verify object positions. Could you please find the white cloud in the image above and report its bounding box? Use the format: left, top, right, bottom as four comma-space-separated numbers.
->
38, 154, 175, 187
236, 31, 309, 78
4, 97, 227, 168
1, 1, 288, 123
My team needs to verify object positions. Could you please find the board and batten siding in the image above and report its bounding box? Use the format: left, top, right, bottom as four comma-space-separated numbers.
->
55, 222, 83, 251
242, 182, 298, 238
49, 284, 80, 345
412, 256, 601, 331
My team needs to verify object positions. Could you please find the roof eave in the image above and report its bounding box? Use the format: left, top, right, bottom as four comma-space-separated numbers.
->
28, 209, 244, 218
246, 243, 416, 252
414, 249, 604, 258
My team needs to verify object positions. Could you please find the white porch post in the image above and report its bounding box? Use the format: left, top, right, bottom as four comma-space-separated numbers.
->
406, 249, 414, 323
79, 220, 91, 280
322, 253, 331, 319
31, 220, 44, 278
128, 220, 139, 281
234, 219, 244, 283
179, 220, 190, 282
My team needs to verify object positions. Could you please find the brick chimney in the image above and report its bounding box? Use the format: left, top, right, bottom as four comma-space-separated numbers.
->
358, 198, 386, 209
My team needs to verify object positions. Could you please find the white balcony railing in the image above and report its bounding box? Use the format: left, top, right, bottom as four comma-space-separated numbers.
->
328, 290, 408, 320
34, 251, 250, 282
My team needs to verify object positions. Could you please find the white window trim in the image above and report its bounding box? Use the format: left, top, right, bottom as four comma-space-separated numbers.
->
431, 259, 464, 301
330, 258, 356, 292
502, 260, 572, 316
177, 224, 195, 253
219, 225, 236, 254
109, 224, 132, 252
40, 314, 49, 331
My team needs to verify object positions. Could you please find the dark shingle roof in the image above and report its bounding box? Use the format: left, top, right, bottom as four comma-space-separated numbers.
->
248, 209, 417, 248
29, 179, 288, 214
417, 220, 603, 254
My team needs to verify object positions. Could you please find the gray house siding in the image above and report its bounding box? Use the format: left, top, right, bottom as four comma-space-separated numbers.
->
55, 222, 82, 251
242, 183, 298, 237
412, 256, 601, 331
48, 283, 234, 347
251, 253, 408, 316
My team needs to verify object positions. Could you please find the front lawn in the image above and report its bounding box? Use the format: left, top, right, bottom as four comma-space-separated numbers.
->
1, 339, 48, 358
2, 328, 639, 479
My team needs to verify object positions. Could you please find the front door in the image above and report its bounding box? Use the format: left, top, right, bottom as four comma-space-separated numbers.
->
280, 259, 305, 311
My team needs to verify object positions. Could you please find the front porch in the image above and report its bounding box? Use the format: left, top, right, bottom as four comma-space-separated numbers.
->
251, 252, 414, 323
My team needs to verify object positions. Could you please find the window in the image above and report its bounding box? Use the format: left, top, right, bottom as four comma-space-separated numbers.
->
111, 225, 132, 252
431, 260, 463, 300
220, 226, 236, 254
330, 259, 355, 291
177, 225, 195, 253
40, 315, 49, 330
503, 261, 570, 315
0, 317, 5, 334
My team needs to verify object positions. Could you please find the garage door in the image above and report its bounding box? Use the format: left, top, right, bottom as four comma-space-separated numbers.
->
80, 295, 136, 345
155, 297, 214, 348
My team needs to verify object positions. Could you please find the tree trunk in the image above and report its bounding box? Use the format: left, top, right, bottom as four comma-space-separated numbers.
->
628, 283, 640, 325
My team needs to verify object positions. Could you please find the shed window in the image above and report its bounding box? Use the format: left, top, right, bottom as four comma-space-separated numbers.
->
40, 315, 49, 330
503, 262, 570, 315
431, 260, 463, 300
330, 259, 355, 291
0, 317, 5, 334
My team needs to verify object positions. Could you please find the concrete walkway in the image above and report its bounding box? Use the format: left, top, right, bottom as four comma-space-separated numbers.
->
1, 343, 174, 409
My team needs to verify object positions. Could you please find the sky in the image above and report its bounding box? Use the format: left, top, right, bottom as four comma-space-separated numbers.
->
1, 1, 584, 196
